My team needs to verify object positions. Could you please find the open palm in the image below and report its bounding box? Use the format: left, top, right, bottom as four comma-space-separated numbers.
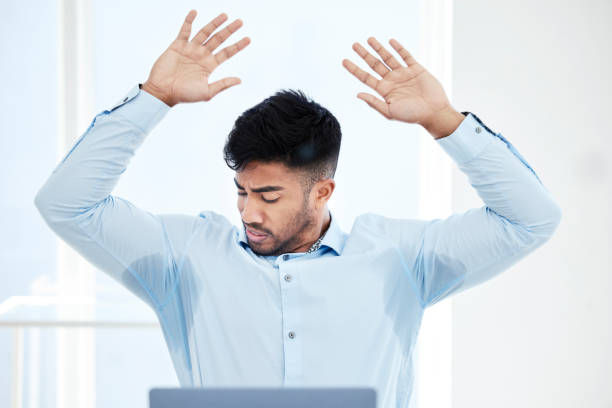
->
342, 37, 451, 126
143, 10, 250, 107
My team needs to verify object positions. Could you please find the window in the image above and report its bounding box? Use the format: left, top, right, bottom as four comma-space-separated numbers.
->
1, 1, 455, 407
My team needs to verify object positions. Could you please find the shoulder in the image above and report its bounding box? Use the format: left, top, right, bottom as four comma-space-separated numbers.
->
350, 212, 433, 266
158, 210, 235, 246
352, 212, 430, 240
195, 210, 235, 232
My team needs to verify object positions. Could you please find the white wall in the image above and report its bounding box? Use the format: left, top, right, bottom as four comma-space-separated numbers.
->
450, 1, 611, 407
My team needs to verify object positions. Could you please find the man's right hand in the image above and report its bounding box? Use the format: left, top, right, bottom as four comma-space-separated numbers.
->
141, 10, 250, 107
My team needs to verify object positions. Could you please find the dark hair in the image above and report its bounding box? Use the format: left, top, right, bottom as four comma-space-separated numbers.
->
223, 89, 341, 190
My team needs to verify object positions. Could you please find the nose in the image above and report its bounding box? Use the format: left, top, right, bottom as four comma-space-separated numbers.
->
240, 195, 264, 225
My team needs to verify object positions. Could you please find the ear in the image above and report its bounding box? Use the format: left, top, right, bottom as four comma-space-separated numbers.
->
312, 178, 336, 209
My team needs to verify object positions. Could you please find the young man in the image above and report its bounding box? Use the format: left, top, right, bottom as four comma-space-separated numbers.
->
34, 10, 561, 408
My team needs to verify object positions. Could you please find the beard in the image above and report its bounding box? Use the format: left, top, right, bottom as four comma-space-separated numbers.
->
244, 198, 316, 257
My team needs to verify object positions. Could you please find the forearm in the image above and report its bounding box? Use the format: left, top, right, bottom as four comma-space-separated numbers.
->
34, 85, 170, 224
437, 113, 562, 239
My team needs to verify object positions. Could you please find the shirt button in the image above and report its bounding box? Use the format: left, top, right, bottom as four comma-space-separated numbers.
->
284, 274, 292, 282
288, 331, 295, 339
475, 126, 482, 133
283, 254, 289, 261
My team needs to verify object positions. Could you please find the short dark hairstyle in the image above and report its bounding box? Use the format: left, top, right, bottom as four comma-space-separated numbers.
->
223, 89, 341, 191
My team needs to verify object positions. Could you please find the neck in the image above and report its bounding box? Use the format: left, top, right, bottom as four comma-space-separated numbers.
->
294, 208, 331, 253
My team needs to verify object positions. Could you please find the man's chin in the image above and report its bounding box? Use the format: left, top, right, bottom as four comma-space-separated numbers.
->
247, 239, 278, 256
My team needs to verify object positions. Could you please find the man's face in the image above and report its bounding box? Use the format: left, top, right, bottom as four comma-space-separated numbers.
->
235, 161, 317, 256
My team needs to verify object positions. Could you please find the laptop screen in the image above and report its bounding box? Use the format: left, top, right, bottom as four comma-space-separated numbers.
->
150, 387, 377, 408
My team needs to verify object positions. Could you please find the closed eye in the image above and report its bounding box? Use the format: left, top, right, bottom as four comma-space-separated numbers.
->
237, 191, 279, 204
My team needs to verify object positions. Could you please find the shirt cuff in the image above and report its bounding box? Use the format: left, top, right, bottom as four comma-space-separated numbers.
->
435, 112, 495, 165
108, 84, 171, 134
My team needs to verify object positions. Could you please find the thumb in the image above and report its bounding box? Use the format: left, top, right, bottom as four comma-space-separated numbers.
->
357, 92, 391, 119
206, 77, 242, 100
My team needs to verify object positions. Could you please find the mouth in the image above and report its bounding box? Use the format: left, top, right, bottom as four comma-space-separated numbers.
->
245, 227, 269, 243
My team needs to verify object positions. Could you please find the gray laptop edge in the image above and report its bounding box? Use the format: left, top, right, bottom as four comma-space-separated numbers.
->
149, 387, 377, 408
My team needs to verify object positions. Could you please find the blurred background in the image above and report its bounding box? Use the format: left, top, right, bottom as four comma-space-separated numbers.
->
0, 0, 609, 407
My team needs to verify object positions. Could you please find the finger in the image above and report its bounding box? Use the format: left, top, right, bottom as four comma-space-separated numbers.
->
389, 38, 418, 66
208, 77, 242, 98
214, 36, 251, 66
352, 42, 389, 78
176, 10, 197, 41
203, 18, 243, 53
342, 58, 380, 92
357, 92, 391, 119
191, 12, 228, 44
366, 37, 402, 70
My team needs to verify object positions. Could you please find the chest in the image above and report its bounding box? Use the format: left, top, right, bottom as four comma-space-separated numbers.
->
180, 244, 423, 342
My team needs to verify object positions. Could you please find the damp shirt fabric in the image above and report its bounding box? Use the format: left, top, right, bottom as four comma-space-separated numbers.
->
34, 84, 562, 408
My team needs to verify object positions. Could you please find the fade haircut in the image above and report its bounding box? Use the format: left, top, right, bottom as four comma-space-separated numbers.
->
223, 89, 342, 194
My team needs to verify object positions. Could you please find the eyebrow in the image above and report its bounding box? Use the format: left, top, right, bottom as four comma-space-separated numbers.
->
234, 178, 285, 193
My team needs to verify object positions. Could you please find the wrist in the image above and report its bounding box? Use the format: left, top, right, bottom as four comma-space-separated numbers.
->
141, 81, 175, 107
421, 106, 465, 140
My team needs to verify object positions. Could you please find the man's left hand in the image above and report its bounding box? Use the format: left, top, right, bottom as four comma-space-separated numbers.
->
342, 37, 458, 134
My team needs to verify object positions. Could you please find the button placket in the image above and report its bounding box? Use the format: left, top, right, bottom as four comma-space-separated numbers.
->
278, 261, 302, 384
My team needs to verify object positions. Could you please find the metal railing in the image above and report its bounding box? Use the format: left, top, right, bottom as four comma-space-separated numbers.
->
0, 296, 159, 408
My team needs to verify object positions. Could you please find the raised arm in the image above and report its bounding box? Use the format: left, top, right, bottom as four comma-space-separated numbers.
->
343, 37, 562, 308
34, 10, 250, 309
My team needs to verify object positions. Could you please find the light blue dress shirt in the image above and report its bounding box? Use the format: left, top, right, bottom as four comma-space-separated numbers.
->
34, 84, 562, 408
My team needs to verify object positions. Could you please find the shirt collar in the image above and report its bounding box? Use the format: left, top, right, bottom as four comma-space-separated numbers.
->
318, 211, 344, 255
237, 210, 345, 256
